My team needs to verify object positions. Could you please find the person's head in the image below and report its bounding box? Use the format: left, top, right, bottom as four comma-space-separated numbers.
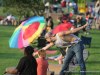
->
24, 46, 37, 75
24, 46, 34, 56
38, 49, 46, 59
61, 10, 64, 14
48, 16, 52, 21
9, 14, 12, 17
90, 5, 92, 7
97, 3, 99, 7
45, 32, 55, 42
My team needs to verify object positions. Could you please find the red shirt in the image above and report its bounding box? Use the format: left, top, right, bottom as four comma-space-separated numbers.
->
61, 1, 66, 7
86, 16, 89, 21
36, 58, 48, 75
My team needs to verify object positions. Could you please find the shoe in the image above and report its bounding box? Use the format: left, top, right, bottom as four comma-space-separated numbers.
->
86, 32, 89, 34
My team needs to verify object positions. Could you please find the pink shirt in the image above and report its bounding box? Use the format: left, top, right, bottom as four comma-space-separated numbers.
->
36, 58, 49, 75
89, 7, 92, 12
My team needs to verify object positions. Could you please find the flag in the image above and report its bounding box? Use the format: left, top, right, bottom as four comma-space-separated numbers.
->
78, 0, 86, 13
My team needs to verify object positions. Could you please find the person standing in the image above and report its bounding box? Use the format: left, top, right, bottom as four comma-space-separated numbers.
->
46, 16, 54, 32
95, 4, 99, 23
61, 0, 66, 13
33, 24, 89, 75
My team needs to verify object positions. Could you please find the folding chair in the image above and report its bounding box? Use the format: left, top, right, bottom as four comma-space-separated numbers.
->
81, 35, 92, 48
32, 37, 47, 48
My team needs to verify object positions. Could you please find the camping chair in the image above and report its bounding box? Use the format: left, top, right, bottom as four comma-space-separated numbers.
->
81, 35, 92, 48
32, 36, 47, 48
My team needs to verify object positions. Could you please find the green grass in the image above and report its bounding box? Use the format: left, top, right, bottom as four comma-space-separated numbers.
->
0, 1, 99, 74
75, 30, 100, 72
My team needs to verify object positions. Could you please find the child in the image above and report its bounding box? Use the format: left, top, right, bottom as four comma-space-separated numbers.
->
36, 49, 49, 75
46, 47, 68, 64
57, 16, 62, 24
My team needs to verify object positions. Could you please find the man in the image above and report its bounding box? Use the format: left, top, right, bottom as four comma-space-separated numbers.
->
0, 14, 15, 25
33, 24, 88, 75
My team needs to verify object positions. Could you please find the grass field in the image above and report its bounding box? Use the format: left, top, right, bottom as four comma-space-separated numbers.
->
0, 25, 100, 74
0, 0, 99, 74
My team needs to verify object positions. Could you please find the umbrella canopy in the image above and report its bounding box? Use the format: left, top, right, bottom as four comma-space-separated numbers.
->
52, 23, 73, 34
9, 16, 45, 48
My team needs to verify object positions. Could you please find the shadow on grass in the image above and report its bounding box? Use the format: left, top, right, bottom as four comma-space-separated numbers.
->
89, 32, 100, 35
0, 53, 23, 59
90, 47, 100, 49
85, 61, 100, 64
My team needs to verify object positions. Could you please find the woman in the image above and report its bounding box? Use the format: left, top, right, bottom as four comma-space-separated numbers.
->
6, 46, 37, 75
36, 49, 48, 75
47, 16, 54, 32
95, 4, 99, 23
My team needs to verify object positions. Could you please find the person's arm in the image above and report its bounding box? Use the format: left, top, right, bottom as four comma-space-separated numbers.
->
33, 42, 54, 56
6, 57, 25, 74
54, 55, 64, 61
6, 69, 18, 74
58, 24, 88, 37
42, 42, 54, 50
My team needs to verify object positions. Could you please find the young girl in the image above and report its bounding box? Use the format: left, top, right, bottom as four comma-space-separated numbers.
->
36, 49, 49, 75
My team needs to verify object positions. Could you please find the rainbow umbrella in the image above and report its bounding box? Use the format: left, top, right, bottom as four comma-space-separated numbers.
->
9, 16, 45, 48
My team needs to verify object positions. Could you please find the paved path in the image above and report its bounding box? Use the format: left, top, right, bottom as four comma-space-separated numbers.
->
69, 49, 88, 71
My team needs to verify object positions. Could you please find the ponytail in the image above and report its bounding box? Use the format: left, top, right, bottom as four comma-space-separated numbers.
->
25, 46, 37, 75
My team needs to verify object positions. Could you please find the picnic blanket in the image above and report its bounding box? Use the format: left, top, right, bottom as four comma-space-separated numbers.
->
20, 48, 57, 54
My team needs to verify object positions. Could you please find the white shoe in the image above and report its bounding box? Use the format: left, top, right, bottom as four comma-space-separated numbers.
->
86, 32, 89, 34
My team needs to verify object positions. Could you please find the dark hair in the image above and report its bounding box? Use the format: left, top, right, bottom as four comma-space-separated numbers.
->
97, 4, 99, 7
62, 51, 66, 56
86, 12, 90, 16
25, 46, 37, 75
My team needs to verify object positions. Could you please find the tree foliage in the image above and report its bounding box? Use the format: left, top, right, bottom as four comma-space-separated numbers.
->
72, 0, 78, 3
1, 0, 45, 25
46, 0, 61, 4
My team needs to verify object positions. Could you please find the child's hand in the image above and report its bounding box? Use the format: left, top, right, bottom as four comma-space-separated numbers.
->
33, 52, 38, 56
53, 59, 58, 62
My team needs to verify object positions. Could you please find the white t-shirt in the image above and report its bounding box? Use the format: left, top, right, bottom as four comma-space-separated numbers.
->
7, 16, 15, 20
95, 7, 99, 12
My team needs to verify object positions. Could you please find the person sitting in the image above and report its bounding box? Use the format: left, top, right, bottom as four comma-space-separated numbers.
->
57, 16, 62, 24
6, 46, 37, 75
0, 14, 16, 25
36, 49, 49, 75
46, 16, 54, 32
46, 47, 68, 64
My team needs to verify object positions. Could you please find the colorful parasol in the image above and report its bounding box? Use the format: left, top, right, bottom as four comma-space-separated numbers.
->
9, 16, 45, 48
52, 23, 73, 34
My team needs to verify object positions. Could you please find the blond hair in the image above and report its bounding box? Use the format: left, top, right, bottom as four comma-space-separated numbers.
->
38, 49, 46, 59
45, 32, 52, 39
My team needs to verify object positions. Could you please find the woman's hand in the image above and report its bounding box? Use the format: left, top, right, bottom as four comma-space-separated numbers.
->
6, 71, 11, 74
83, 24, 89, 28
